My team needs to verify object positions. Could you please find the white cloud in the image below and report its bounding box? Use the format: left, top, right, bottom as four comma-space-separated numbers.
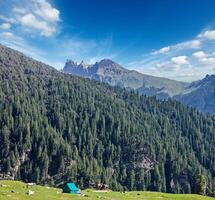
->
0, 31, 24, 43
20, 13, 56, 36
199, 30, 215, 40
171, 56, 189, 65
156, 62, 181, 72
186, 40, 201, 49
0, 23, 11, 29
175, 40, 201, 50
138, 62, 215, 82
16, 0, 60, 37
13, 7, 27, 14
152, 46, 170, 55
192, 51, 215, 66
151, 39, 201, 57
192, 51, 207, 59
0, 15, 16, 23
33, 0, 60, 22
199, 57, 215, 65
155, 56, 190, 75
1, 0, 60, 37
1, 32, 14, 38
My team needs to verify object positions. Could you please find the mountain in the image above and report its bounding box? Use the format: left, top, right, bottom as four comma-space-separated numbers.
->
0, 44, 215, 194
175, 74, 215, 114
63, 59, 188, 98
63, 59, 215, 114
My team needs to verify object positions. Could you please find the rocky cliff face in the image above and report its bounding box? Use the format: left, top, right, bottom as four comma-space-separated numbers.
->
63, 60, 91, 77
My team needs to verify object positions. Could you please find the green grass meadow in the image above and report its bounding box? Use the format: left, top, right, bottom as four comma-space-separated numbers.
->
0, 180, 214, 200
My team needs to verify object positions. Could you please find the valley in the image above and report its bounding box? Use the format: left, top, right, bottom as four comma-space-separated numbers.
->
0, 44, 214, 196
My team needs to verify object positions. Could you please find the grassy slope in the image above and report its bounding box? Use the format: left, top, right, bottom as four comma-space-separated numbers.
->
0, 181, 214, 200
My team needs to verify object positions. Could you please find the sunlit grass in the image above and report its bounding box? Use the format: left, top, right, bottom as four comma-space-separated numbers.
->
0, 180, 214, 200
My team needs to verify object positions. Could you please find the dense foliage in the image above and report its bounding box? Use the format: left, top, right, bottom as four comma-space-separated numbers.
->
0, 44, 214, 194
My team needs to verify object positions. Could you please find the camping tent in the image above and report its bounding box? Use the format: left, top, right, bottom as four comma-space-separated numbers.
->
63, 182, 80, 194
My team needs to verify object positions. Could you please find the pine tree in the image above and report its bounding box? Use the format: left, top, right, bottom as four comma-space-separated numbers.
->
196, 175, 207, 195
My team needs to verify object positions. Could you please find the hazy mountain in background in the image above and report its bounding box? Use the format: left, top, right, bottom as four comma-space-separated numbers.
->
63, 59, 215, 114
63, 59, 188, 99
175, 74, 215, 114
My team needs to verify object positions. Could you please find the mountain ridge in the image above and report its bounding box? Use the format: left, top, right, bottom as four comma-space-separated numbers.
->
63, 59, 188, 98
175, 74, 215, 113
63, 59, 215, 114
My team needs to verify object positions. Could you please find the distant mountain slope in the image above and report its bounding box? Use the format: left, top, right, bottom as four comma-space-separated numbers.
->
63, 59, 215, 114
63, 59, 188, 98
175, 75, 215, 114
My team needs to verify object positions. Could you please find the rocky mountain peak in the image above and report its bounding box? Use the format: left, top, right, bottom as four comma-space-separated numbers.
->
189, 74, 215, 88
65, 59, 77, 66
204, 74, 215, 81
97, 59, 123, 69
79, 60, 90, 68
64, 60, 78, 71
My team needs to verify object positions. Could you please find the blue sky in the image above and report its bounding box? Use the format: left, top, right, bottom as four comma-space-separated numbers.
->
0, 0, 215, 81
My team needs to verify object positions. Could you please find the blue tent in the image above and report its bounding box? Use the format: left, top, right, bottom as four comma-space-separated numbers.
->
63, 182, 80, 194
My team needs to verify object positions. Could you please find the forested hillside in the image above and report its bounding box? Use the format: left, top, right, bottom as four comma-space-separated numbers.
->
0, 44, 214, 194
